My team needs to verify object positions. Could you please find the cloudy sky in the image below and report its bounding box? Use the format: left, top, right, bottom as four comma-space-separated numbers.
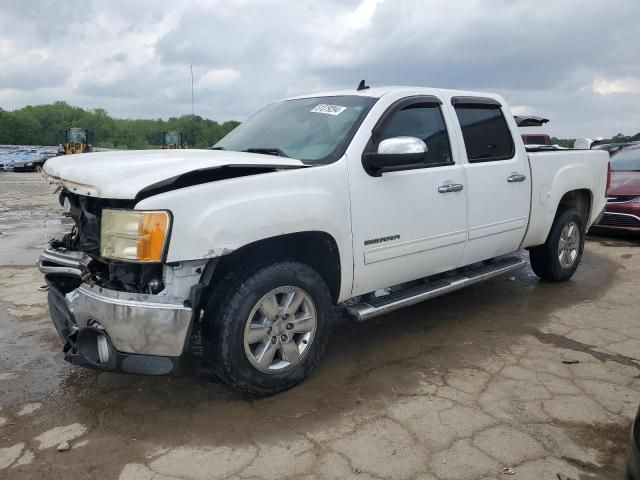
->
1, 0, 639, 137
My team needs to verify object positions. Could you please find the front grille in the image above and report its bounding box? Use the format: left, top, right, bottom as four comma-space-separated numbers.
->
598, 212, 640, 228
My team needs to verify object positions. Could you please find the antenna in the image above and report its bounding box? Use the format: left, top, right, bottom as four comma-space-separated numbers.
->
357, 79, 370, 91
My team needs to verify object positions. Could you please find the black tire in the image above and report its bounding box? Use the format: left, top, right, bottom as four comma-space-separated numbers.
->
202, 260, 333, 396
529, 208, 585, 282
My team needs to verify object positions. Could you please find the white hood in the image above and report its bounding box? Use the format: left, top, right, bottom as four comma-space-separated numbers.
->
42, 149, 305, 199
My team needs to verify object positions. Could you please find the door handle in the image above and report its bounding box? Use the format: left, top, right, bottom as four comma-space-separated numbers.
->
507, 173, 527, 183
438, 183, 464, 193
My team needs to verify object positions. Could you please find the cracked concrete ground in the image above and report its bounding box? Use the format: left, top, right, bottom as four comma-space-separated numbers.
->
1, 172, 639, 479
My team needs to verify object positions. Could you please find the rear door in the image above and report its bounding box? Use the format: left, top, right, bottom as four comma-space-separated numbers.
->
447, 97, 531, 265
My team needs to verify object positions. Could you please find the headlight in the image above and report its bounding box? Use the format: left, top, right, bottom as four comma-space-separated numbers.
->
26, 162, 33, 167
100, 209, 171, 262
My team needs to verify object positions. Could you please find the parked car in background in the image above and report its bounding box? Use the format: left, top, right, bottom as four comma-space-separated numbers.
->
594, 142, 639, 156
521, 133, 551, 146
12, 152, 54, 172
591, 144, 640, 234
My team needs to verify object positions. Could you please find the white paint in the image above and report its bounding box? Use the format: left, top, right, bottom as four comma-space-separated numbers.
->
46, 86, 608, 307
34, 423, 88, 450
42, 149, 304, 199
0, 372, 18, 381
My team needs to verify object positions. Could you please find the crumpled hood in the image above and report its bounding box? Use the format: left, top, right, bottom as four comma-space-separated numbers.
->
42, 149, 305, 199
608, 171, 640, 196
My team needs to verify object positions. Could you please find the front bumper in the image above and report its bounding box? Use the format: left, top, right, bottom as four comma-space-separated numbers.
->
40, 245, 196, 375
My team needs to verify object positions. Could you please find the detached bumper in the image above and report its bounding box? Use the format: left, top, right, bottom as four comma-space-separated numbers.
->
68, 284, 193, 357
46, 280, 192, 375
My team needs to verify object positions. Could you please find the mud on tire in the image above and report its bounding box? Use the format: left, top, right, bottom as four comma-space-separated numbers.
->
201, 260, 333, 396
529, 207, 585, 282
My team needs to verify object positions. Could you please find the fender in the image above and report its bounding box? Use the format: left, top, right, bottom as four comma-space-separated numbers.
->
522, 150, 608, 248
136, 159, 355, 302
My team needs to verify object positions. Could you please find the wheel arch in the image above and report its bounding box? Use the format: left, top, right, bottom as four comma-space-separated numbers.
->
202, 231, 342, 306
555, 188, 592, 225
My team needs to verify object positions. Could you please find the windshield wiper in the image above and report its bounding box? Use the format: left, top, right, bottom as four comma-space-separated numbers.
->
243, 147, 289, 158
209, 146, 225, 150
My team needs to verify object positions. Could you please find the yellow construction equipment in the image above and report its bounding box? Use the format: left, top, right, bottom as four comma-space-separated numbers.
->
64, 128, 92, 155
162, 131, 185, 149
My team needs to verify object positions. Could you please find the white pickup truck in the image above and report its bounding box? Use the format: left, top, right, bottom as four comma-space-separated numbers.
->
40, 85, 609, 394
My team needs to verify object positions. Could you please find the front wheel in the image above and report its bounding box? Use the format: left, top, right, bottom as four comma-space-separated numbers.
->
529, 208, 585, 282
202, 260, 333, 395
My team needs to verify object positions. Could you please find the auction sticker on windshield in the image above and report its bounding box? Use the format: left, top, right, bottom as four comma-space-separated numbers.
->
311, 104, 347, 115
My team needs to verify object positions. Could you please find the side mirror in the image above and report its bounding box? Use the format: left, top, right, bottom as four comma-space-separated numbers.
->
362, 136, 429, 176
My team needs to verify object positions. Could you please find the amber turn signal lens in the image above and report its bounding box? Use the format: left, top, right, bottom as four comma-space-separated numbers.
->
100, 209, 171, 263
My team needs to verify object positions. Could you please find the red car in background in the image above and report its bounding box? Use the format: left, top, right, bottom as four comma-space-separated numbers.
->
591, 144, 640, 234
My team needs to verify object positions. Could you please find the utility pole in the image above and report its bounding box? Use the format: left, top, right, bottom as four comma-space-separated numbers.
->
190, 65, 195, 147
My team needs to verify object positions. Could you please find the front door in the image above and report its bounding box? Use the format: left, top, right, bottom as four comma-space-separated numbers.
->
348, 96, 468, 296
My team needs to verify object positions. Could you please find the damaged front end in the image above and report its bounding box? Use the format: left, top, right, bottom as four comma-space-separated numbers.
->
40, 190, 207, 375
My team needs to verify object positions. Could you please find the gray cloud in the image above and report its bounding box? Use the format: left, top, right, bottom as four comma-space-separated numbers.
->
0, 0, 639, 137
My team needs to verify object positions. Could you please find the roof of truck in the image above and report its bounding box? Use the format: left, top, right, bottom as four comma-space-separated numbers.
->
284, 85, 503, 102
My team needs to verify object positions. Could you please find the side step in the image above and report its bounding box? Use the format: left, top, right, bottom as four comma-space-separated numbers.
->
346, 256, 526, 322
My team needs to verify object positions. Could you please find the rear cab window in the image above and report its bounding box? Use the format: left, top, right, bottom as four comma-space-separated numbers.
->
452, 97, 515, 162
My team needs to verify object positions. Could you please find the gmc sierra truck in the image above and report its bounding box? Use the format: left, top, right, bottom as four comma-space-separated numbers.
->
40, 85, 609, 395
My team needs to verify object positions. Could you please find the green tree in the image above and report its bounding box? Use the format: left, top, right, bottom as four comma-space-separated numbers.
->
0, 103, 239, 149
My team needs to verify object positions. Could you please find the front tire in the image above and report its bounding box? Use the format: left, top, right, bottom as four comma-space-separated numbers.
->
202, 260, 333, 396
529, 208, 585, 282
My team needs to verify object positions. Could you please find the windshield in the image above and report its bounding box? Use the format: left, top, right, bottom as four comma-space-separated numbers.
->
611, 147, 640, 171
67, 129, 87, 144
214, 95, 376, 163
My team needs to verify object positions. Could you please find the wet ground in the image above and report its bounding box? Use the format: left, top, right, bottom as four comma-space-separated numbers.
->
1, 172, 639, 480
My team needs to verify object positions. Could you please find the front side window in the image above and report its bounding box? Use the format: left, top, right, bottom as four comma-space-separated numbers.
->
377, 103, 453, 166
214, 95, 376, 164
454, 104, 515, 162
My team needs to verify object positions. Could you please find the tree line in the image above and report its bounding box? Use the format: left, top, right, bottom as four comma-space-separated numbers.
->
551, 132, 640, 148
1, 101, 638, 150
0, 102, 240, 149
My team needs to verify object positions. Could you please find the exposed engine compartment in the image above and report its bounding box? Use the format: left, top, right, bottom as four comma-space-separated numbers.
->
52, 189, 164, 294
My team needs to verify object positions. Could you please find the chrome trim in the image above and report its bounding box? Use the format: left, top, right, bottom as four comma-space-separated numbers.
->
606, 196, 640, 204
38, 246, 90, 277
437, 183, 464, 193
600, 211, 640, 222
347, 258, 526, 322
66, 284, 193, 357
507, 173, 527, 183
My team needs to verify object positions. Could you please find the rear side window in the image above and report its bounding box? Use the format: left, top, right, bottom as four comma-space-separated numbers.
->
378, 103, 453, 166
454, 104, 515, 162
523, 135, 550, 145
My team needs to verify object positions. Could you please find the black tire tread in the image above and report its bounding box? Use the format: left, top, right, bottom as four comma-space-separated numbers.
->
202, 260, 332, 396
529, 208, 585, 282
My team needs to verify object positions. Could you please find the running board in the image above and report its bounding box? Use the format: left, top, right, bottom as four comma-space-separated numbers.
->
346, 256, 527, 322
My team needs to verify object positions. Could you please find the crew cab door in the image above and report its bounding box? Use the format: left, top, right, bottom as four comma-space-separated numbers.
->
447, 96, 531, 264
348, 95, 468, 296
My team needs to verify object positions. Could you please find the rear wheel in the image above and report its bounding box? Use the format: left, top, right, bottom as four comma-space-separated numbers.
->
202, 260, 333, 395
529, 208, 585, 282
